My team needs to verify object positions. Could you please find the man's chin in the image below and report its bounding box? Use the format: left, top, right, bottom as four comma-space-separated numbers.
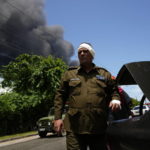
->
80, 61, 86, 65
79, 59, 87, 63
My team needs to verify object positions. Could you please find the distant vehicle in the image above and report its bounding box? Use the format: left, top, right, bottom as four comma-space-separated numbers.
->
131, 105, 150, 116
144, 103, 150, 108
36, 106, 67, 138
107, 61, 150, 150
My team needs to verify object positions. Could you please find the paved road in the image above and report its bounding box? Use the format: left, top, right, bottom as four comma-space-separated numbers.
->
0, 134, 66, 150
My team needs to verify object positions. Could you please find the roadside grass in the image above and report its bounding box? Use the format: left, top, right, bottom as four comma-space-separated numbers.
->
0, 131, 38, 142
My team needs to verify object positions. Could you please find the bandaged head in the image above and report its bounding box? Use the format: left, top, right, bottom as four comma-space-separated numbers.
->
78, 43, 95, 58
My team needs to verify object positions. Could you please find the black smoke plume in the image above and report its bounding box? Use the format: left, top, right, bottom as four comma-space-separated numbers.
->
0, 0, 75, 66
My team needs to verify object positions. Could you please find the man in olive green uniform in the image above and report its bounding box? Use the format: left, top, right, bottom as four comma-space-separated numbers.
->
54, 42, 121, 150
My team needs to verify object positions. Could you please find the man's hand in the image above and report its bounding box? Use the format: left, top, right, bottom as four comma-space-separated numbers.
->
109, 100, 121, 112
54, 119, 63, 134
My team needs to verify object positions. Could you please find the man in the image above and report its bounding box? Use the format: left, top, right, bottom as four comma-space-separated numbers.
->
54, 42, 121, 150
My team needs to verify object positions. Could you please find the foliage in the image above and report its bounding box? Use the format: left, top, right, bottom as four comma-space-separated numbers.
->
0, 92, 41, 114
0, 54, 68, 135
0, 54, 67, 106
130, 97, 140, 108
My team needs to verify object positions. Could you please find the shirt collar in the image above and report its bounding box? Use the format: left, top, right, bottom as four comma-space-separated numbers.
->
77, 63, 99, 74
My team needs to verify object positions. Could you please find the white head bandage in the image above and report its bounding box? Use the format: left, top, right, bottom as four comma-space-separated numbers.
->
78, 43, 95, 58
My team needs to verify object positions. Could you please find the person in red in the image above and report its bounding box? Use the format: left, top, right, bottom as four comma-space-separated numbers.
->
109, 76, 132, 120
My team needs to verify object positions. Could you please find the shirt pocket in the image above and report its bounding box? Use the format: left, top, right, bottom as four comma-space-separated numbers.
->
96, 79, 107, 88
68, 108, 79, 116
69, 80, 81, 95
88, 79, 106, 95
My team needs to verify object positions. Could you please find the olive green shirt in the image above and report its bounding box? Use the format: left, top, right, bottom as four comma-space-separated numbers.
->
54, 64, 120, 134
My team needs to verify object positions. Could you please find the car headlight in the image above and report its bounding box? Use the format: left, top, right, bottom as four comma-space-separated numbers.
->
48, 122, 51, 126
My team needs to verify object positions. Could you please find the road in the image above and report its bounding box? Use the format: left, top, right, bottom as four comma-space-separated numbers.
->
0, 134, 66, 150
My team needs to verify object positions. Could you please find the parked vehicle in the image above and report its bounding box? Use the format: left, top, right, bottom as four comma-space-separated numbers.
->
36, 106, 67, 138
107, 61, 150, 150
131, 105, 150, 116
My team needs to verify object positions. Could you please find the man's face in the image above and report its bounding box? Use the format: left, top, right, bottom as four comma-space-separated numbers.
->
78, 48, 93, 65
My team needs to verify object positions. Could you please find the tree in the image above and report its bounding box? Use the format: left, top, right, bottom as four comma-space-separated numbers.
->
130, 97, 140, 108
0, 54, 68, 135
0, 54, 67, 106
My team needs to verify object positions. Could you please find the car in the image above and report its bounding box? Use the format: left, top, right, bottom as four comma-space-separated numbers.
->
36, 106, 67, 138
106, 61, 150, 150
131, 105, 150, 116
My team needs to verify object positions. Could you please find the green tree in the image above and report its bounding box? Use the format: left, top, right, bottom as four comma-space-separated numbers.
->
0, 54, 67, 107
130, 97, 140, 108
0, 54, 68, 135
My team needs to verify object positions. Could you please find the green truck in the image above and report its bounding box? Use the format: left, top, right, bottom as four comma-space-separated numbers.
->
36, 106, 66, 138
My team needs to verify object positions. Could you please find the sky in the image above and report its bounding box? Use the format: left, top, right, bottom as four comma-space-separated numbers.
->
43, 0, 150, 100
44, 0, 150, 76
1, 0, 150, 100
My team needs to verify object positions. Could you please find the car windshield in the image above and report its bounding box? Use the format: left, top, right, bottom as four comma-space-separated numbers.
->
133, 106, 139, 110
143, 106, 146, 109
48, 107, 54, 115
133, 105, 147, 110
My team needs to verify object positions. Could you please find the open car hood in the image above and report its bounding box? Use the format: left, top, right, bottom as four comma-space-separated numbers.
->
116, 61, 150, 99
107, 61, 150, 150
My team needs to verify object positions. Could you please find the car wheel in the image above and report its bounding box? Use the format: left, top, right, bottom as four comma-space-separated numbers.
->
38, 131, 47, 138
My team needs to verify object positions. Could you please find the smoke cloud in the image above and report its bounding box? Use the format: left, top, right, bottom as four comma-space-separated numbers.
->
0, 0, 75, 66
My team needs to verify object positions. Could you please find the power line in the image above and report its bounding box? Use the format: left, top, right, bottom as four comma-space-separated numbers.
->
0, 0, 60, 61
0, 53, 15, 60
0, 27, 33, 53
0, 17, 32, 53
0, 39, 29, 54
5, 0, 35, 22
0, 11, 35, 52
4, 0, 56, 42
0, 14, 41, 55
0, 1, 51, 54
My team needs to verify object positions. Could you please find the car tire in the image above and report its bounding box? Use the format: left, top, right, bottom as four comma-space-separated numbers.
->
38, 131, 47, 138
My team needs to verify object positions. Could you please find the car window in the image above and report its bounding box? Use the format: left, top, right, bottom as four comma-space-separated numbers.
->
133, 106, 139, 110
143, 106, 146, 109
133, 105, 149, 110
48, 108, 54, 115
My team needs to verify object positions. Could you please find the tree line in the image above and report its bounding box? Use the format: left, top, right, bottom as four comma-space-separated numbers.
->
0, 54, 67, 135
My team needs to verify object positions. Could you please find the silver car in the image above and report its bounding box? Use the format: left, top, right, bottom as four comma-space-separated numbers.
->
131, 105, 150, 116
